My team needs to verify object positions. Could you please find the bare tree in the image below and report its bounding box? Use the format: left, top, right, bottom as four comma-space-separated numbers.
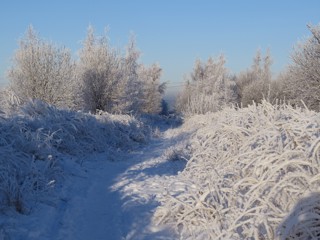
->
8, 26, 76, 108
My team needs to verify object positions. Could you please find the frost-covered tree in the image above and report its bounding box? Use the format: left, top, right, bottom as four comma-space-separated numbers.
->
176, 55, 237, 115
139, 63, 166, 114
117, 35, 144, 113
77, 28, 165, 114
236, 49, 272, 106
281, 24, 320, 111
175, 80, 192, 114
8, 26, 76, 108
77, 26, 122, 112
116, 36, 166, 114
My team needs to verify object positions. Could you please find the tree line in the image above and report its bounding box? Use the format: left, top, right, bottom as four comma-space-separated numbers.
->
5, 25, 166, 115
3, 24, 320, 116
176, 24, 320, 115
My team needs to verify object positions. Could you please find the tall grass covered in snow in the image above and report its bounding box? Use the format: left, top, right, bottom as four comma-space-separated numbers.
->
155, 100, 320, 239
0, 99, 149, 213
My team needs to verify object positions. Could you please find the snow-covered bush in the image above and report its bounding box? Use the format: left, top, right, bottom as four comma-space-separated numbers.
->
154, 100, 320, 239
280, 24, 320, 111
14, 100, 149, 155
0, 147, 59, 214
177, 93, 219, 116
6, 25, 165, 114
0, 99, 150, 213
0, 110, 61, 213
77, 27, 165, 114
138, 63, 166, 114
76, 26, 123, 113
163, 142, 191, 162
0, 88, 21, 114
8, 26, 76, 109
176, 55, 237, 116
236, 49, 273, 107
117, 36, 166, 114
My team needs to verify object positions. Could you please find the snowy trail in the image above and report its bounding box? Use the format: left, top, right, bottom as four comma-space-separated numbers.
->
56, 157, 126, 240
1, 126, 185, 240
33, 131, 181, 240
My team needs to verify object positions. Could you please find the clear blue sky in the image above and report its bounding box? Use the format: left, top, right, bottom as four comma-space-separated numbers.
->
1, 1, 320, 90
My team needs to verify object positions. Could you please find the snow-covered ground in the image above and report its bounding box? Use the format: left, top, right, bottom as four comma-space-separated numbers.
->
0, 115, 184, 240
1, 100, 320, 239
154, 101, 320, 239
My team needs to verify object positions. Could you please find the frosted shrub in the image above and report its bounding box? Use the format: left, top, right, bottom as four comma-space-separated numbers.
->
77, 26, 122, 113
138, 63, 166, 114
15, 100, 149, 155
176, 55, 237, 116
162, 138, 192, 162
0, 88, 21, 114
77, 27, 165, 114
0, 99, 149, 213
96, 110, 149, 146
180, 93, 219, 116
281, 24, 320, 111
8, 26, 76, 109
236, 49, 272, 107
154, 100, 320, 239
0, 114, 60, 213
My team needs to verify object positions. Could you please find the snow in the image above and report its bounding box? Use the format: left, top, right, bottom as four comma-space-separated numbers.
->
0, 100, 320, 239
154, 101, 320, 239
0, 109, 181, 239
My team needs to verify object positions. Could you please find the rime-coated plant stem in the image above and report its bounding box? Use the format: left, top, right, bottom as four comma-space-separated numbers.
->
154, 100, 320, 239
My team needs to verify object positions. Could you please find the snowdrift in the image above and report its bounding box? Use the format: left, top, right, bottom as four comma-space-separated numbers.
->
154, 100, 320, 239
0, 99, 149, 214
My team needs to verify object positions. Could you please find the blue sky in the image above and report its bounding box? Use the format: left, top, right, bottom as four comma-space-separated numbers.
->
1, 1, 320, 90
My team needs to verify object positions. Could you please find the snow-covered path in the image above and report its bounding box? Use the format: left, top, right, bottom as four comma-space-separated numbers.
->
0, 121, 190, 240
53, 134, 182, 240
56, 156, 127, 240
5, 128, 185, 240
